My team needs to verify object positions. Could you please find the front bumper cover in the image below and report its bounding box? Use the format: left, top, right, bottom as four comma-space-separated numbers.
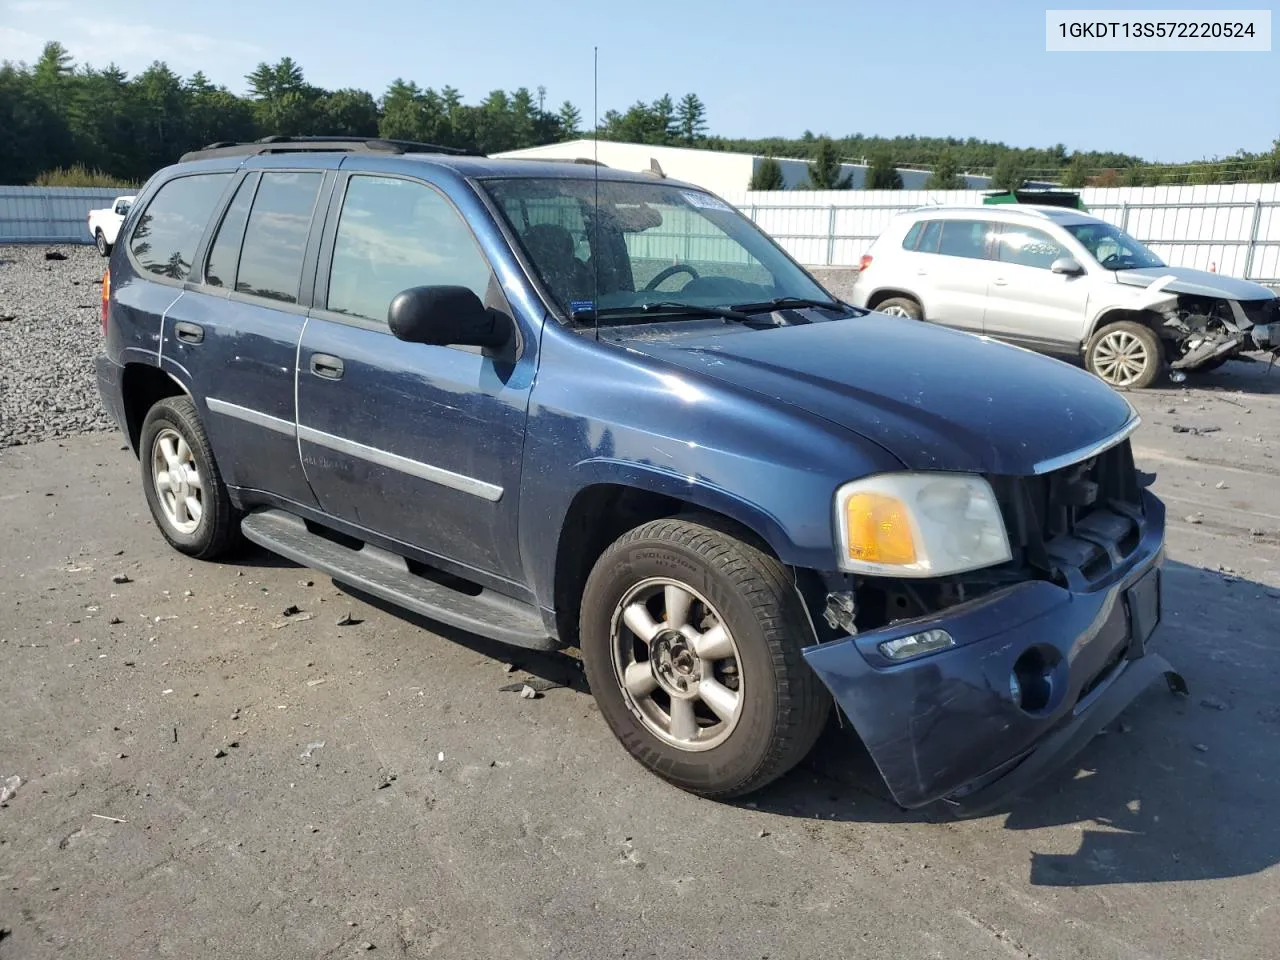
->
802, 492, 1172, 812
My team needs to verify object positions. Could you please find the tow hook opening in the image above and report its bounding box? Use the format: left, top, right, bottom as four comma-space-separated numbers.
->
1010, 646, 1063, 714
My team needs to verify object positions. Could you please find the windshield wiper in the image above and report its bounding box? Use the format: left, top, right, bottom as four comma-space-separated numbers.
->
575, 301, 757, 324
729, 296, 846, 314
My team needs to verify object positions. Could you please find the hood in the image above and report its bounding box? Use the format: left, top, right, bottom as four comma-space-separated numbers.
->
618, 315, 1135, 476
1112, 266, 1276, 302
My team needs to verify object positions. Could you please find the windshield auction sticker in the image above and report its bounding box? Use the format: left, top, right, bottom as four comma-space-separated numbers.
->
1046, 9, 1271, 50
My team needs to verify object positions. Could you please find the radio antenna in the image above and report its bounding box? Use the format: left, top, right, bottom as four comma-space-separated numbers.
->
592, 45, 600, 342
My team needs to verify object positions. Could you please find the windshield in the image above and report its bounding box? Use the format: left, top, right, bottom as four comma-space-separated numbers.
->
1063, 221, 1165, 270
482, 177, 833, 321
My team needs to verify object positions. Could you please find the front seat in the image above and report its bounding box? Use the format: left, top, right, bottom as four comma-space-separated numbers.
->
520, 223, 592, 310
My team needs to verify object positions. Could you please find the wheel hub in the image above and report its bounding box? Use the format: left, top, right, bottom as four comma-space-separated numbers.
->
651, 631, 701, 697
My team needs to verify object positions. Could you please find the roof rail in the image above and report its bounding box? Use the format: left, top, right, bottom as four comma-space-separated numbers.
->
179, 136, 469, 163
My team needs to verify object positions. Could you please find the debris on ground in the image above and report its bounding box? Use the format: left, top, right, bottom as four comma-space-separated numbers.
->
214, 748, 228, 759
299, 741, 325, 760
299, 579, 314, 587
360, 942, 375, 951
306, 678, 328, 687
1171, 424, 1221, 435
1185, 514, 1204, 525
282, 605, 301, 616
1215, 481, 1229, 489
499, 678, 566, 694
111, 573, 132, 584
503, 662, 519, 673
0, 775, 22, 804
376, 773, 397, 790
335, 612, 362, 626
44, 249, 67, 261
519, 684, 540, 700
108, 616, 123, 624
273, 612, 314, 628
1249, 528, 1265, 537
757, 828, 770, 838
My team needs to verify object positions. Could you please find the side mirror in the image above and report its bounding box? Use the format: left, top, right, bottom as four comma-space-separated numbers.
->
387, 285, 508, 349
1050, 256, 1084, 276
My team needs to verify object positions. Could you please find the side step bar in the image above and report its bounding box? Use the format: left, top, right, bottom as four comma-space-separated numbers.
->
240, 509, 555, 650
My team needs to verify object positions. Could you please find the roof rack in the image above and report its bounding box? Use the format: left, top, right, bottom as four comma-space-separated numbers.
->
179, 136, 468, 163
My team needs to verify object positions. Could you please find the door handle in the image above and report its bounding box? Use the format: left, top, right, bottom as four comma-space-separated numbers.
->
309, 353, 345, 380
916, 269, 929, 276
174, 321, 204, 344
992, 278, 1009, 286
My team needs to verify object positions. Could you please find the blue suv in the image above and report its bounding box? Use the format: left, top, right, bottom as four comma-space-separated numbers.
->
95, 137, 1177, 811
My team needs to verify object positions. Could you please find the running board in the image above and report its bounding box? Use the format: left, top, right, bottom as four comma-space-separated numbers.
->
240, 508, 554, 650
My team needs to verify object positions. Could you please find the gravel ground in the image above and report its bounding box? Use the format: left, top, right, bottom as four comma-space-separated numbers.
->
0, 245, 115, 449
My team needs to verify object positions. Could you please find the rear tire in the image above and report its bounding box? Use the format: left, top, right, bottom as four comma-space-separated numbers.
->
139, 396, 241, 560
95, 230, 111, 257
1085, 320, 1162, 390
580, 516, 830, 798
874, 296, 922, 320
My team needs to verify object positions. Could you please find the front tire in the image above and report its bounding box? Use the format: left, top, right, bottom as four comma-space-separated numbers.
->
580, 517, 830, 798
95, 230, 111, 257
139, 396, 241, 560
1085, 320, 1163, 390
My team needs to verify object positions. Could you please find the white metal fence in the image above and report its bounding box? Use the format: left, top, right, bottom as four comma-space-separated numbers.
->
724, 183, 1280, 283
0, 187, 123, 243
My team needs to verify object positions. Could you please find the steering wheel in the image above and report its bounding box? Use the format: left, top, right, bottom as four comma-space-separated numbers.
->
644, 264, 700, 291
1099, 252, 1122, 268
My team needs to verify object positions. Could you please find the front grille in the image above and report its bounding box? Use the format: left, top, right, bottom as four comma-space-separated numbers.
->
991, 439, 1145, 590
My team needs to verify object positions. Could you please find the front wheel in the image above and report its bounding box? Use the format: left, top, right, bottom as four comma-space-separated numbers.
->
580, 517, 830, 798
1085, 321, 1163, 390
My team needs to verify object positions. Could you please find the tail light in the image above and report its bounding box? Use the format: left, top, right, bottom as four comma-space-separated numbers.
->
858, 254, 874, 273
100, 268, 110, 334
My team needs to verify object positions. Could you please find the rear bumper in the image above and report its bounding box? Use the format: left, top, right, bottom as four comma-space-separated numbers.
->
803, 491, 1171, 811
94, 353, 128, 441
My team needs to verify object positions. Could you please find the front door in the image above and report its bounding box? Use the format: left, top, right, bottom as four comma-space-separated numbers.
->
295, 173, 535, 583
982, 223, 1091, 352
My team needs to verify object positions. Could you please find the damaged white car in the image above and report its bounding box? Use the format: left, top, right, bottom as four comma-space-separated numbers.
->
850, 205, 1280, 389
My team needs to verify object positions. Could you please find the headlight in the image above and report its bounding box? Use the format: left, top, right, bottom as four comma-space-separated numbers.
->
834, 473, 1012, 577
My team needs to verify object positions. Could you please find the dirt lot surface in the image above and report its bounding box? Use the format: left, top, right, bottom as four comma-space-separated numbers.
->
2, 360, 1280, 959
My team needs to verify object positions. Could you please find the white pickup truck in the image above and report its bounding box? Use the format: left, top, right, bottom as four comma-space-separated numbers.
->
87, 195, 136, 256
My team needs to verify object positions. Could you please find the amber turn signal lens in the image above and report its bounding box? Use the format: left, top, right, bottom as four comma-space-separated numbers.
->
100, 268, 110, 334
844, 492, 917, 565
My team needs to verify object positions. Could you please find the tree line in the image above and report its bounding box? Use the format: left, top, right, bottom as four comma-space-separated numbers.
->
2, 41, 1276, 189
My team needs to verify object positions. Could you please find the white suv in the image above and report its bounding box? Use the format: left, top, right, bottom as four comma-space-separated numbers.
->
849, 205, 1279, 389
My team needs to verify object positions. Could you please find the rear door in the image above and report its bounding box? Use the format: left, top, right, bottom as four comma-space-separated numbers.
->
295, 171, 535, 583
982, 223, 1090, 351
915, 218, 998, 332
162, 160, 334, 506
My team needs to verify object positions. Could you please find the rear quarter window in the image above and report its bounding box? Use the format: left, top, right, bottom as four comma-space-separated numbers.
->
901, 221, 923, 250
129, 173, 232, 280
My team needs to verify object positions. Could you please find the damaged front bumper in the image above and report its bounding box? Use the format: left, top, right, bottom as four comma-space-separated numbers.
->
802, 493, 1174, 814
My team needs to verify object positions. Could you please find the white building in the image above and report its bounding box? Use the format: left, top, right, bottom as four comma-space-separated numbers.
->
492, 139, 1001, 197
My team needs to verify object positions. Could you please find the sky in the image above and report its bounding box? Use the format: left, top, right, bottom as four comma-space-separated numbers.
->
1, 0, 1275, 162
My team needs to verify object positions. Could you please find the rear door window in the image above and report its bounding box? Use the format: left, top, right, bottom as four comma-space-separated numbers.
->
326, 175, 494, 324
235, 171, 324, 304
937, 220, 995, 260
204, 174, 257, 289
916, 220, 943, 253
129, 173, 232, 280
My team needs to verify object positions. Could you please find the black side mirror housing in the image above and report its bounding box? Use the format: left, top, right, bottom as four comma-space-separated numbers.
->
387, 285, 509, 349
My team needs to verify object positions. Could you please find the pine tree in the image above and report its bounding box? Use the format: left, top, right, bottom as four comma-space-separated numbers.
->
805, 138, 853, 189
924, 147, 963, 189
749, 156, 786, 190
675, 93, 707, 145
866, 147, 903, 189
652, 94, 676, 144
558, 101, 581, 138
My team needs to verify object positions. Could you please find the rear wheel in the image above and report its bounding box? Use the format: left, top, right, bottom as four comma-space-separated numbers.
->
139, 396, 241, 559
95, 230, 110, 257
580, 516, 830, 798
1085, 321, 1162, 390
874, 296, 922, 320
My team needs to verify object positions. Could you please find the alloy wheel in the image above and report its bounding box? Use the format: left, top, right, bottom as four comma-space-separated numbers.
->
150, 427, 203, 535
